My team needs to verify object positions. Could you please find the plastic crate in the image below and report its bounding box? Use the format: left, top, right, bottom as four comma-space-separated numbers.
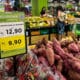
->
69, 24, 73, 31
51, 27, 57, 33
40, 29, 49, 35
75, 24, 80, 35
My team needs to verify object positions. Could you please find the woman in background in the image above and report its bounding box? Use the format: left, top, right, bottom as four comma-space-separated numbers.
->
49, 6, 54, 17
40, 7, 47, 17
4, 0, 13, 12
56, 6, 65, 40
24, 7, 31, 16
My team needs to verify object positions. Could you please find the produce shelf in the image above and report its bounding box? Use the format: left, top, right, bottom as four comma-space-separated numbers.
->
26, 24, 74, 45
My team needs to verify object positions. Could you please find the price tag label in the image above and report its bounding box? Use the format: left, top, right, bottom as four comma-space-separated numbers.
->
0, 22, 24, 37
0, 22, 26, 58
1, 35, 25, 51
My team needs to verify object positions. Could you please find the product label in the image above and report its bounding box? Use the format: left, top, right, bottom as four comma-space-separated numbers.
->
0, 22, 24, 37
0, 13, 26, 58
1, 35, 25, 51
0, 22, 25, 51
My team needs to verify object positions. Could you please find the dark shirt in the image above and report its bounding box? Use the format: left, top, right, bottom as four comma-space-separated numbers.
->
56, 6, 64, 16
40, 10, 46, 16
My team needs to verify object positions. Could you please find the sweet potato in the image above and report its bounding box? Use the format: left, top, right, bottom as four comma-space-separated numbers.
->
46, 48, 55, 66
54, 54, 61, 60
41, 37, 48, 46
53, 40, 80, 73
75, 53, 80, 59
48, 41, 53, 46
77, 42, 80, 52
46, 43, 53, 49
56, 59, 63, 72
68, 70, 80, 80
38, 56, 48, 66
65, 53, 80, 62
68, 42, 79, 53
31, 47, 46, 57
53, 45, 66, 59
63, 57, 80, 73
38, 48, 46, 57
57, 71, 67, 80
52, 38, 61, 46
63, 47, 68, 53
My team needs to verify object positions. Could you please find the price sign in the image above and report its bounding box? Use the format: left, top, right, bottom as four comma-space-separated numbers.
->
0, 18, 26, 58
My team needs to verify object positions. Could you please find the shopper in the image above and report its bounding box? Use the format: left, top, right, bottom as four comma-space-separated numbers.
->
56, 6, 65, 40
24, 7, 31, 16
13, 0, 20, 11
40, 7, 47, 17
49, 6, 54, 17
4, 0, 13, 12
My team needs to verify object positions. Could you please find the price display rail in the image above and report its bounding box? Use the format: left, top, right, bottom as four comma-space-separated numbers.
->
26, 26, 57, 45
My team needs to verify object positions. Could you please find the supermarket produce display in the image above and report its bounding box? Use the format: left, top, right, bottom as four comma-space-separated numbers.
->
25, 16, 55, 28
0, 37, 79, 80
0, 10, 80, 80
25, 14, 75, 28
1, 0, 80, 80
1, 36, 80, 80
30, 37, 80, 80
0, 11, 80, 80
25, 13, 76, 45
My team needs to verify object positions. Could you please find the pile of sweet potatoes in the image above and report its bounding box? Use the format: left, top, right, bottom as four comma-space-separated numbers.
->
31, 37, 80, 80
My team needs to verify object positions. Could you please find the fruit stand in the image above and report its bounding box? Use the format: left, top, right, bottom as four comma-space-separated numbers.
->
25, 14, 76, 45
25, 16, 56, 45
1, 0, 80, 80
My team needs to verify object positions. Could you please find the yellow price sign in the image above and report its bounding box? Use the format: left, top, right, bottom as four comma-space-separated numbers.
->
0, 22, 26, 58
1, 35, 25, 51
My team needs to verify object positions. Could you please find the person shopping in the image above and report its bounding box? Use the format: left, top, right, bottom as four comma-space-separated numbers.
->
4, 0, 13, 12
56, 6, 65, 40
